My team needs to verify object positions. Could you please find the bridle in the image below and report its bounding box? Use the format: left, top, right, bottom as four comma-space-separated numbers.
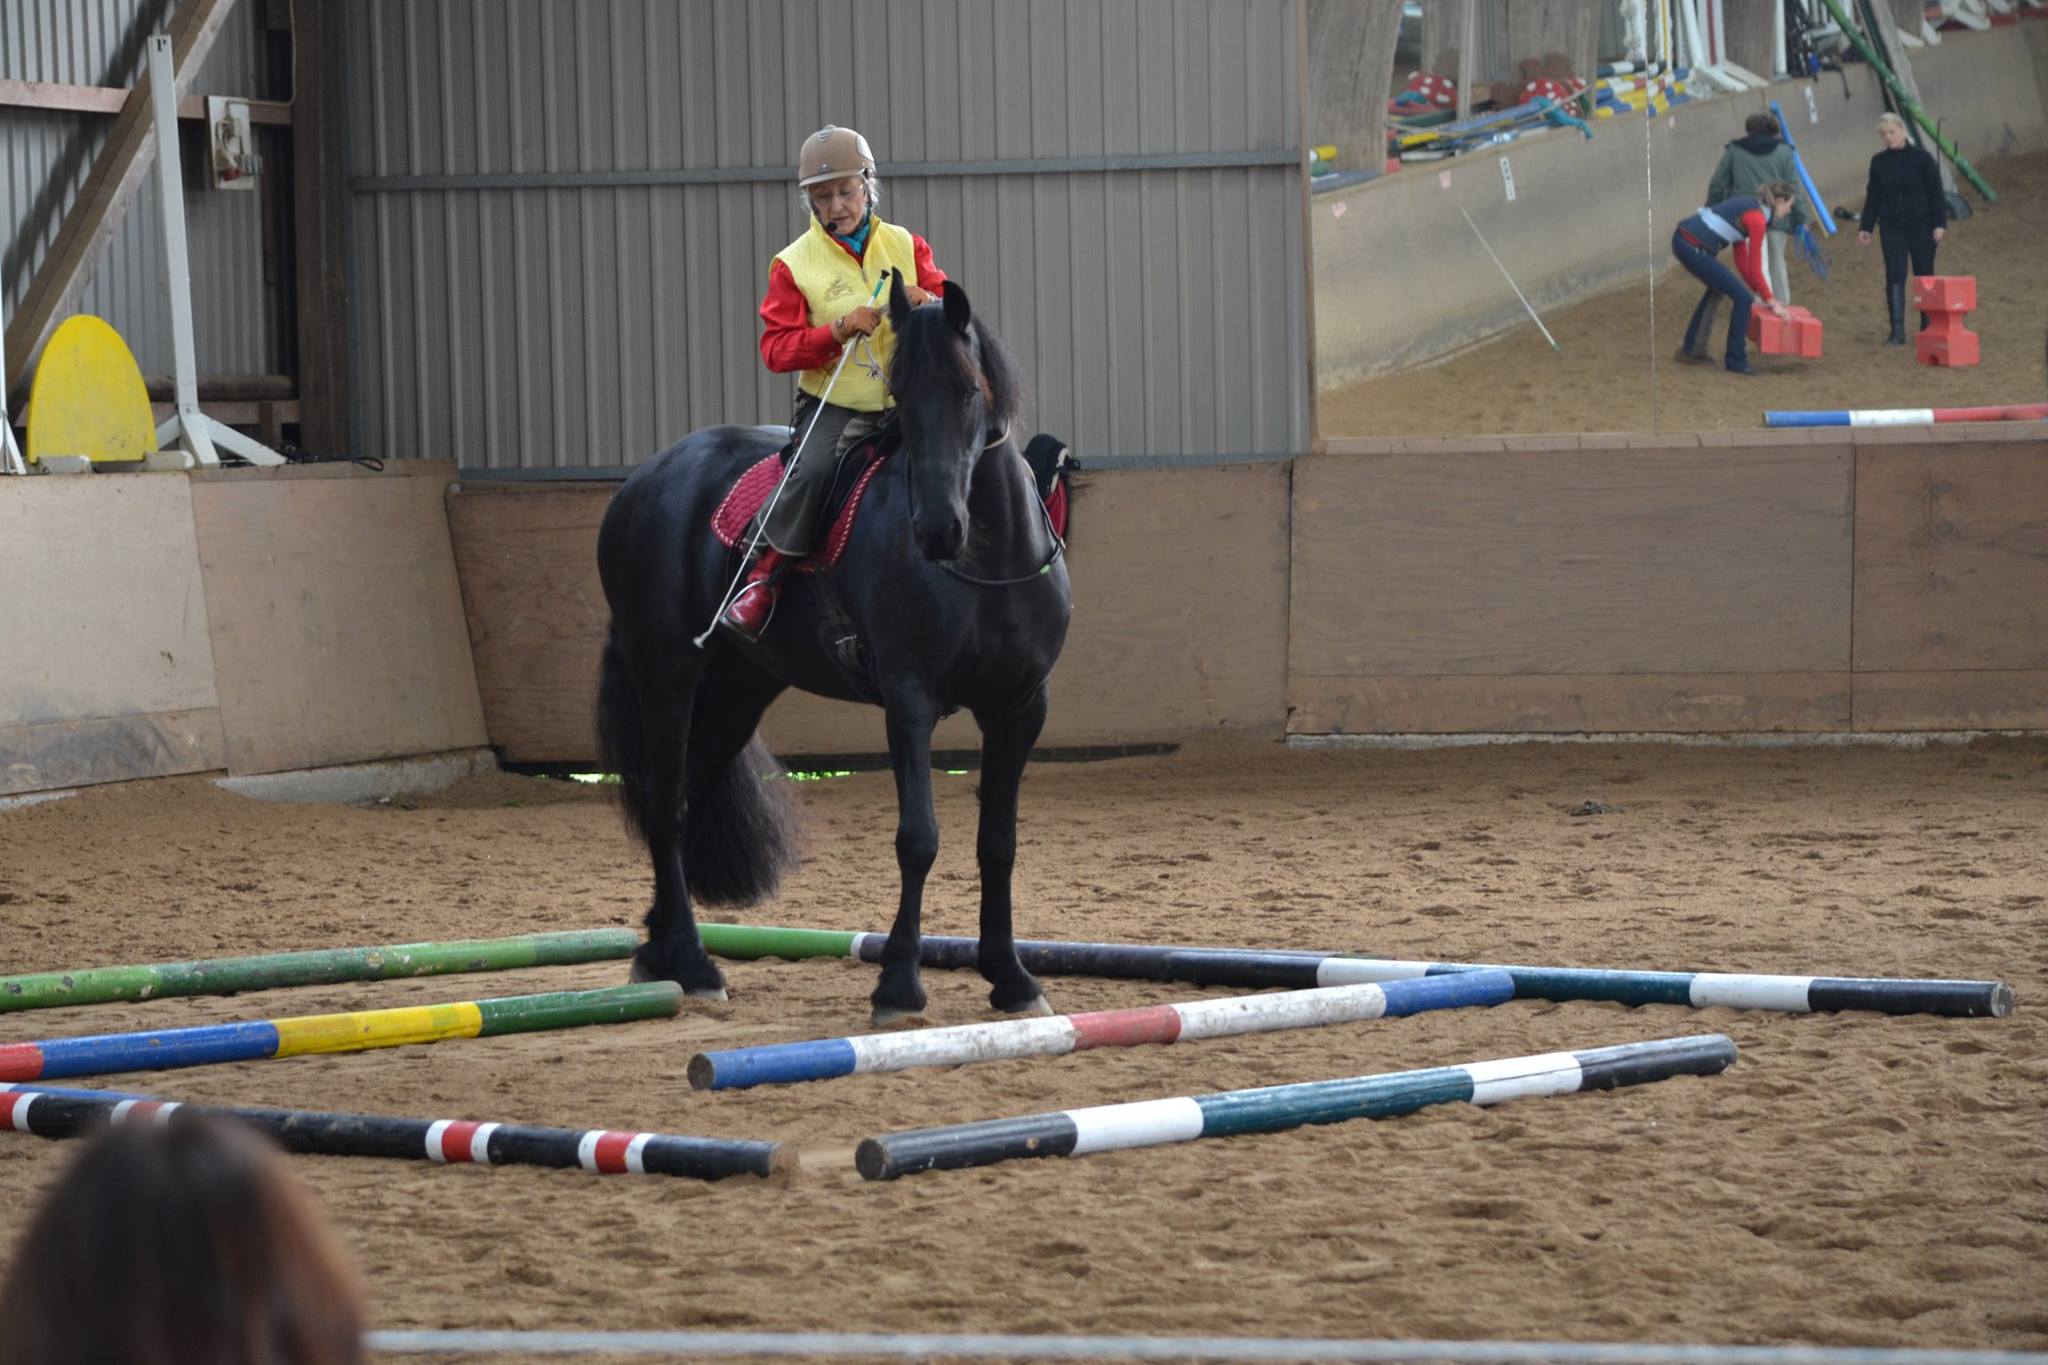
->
903, 415, 1066, 589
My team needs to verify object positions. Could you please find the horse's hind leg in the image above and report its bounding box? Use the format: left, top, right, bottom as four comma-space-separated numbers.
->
972, 685, 1050, 1015
626, 650, 728, 999
871, 696, 940, 1026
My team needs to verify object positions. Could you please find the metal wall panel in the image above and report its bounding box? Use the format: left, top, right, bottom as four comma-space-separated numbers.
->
345, 0, 1309, 470
2, 0, 281, 377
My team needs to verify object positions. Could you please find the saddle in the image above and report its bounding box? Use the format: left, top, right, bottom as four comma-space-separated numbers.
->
710, 428, 1074, 568
709, 423, 899, 574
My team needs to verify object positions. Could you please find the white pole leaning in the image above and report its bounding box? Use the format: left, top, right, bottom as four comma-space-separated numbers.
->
0, 302, 25, 475
145, 36, 285, 469
1460, 208, 1560, 352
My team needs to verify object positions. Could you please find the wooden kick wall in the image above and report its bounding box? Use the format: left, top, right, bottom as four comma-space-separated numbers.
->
1, 461, 487, 797
9, 432, 2035, 799
445, 465, 1293, 764
451, 427, 2042, 767
1295, 427, 2048, 734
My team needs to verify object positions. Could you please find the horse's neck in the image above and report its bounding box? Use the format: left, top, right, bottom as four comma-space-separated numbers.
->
963, 440, 1046, 563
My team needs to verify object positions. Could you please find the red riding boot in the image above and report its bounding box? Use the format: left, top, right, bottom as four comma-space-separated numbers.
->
719, 549, 788, 641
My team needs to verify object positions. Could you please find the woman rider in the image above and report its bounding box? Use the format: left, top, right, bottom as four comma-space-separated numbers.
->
721, 125, 950, 640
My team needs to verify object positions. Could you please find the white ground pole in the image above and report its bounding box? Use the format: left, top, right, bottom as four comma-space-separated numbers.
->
145, 35, 283, 468
361, 1330, 2048, 1365
1, 299, 25, 475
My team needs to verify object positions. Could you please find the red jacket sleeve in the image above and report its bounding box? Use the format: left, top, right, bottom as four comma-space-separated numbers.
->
1732, 208, 1775, 303
759, 259, 843, 374
912, 235, 947, 296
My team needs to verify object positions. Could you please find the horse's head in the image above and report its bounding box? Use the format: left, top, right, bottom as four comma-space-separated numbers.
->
888, 271, 1022, 562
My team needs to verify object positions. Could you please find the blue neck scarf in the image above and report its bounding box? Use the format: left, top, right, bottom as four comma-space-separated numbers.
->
831, 211, 874, 256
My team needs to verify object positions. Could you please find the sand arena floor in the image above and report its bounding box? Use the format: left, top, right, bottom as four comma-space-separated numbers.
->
1, 737, 2044, 1360
1319, 150, 2048, 437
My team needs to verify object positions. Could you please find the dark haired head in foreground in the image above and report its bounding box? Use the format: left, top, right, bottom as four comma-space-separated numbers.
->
0, 1115, 366, 1365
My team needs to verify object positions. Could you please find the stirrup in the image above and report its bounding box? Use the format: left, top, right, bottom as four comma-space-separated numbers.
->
719, 580, 777, 641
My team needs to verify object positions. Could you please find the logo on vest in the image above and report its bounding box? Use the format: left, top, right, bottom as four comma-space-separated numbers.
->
823, 278, 855, 302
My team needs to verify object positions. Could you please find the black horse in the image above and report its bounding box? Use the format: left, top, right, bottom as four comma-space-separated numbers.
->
594, 273, 1071, 1025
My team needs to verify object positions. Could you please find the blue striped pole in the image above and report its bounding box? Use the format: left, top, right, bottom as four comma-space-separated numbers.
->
688, 971, 1515, 1091
0, 983, 683, 1082
1765, 404, 2048, 428
856, 1034, 1738, 1180
1769, 99, 1836, 236
698, 926, 2012, 1018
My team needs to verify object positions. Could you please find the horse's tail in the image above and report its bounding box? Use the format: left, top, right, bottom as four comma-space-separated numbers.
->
596, 624, 797, 904
682, 727, 799, 906
595, 624, 652, 845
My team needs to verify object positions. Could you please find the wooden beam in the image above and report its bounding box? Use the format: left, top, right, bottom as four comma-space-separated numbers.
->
3, 0, 243, 408
1304, 1, 1407, 173
150, 398, 299, 428
0, 77, 290, 124
143, 373, 296, 401
290, 0, 351, 458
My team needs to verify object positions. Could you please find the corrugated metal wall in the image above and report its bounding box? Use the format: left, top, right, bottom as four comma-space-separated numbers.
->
345, 0, 1309, 471
1, 0, 281, 376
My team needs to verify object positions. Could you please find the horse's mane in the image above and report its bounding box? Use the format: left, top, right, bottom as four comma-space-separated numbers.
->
889, 303, 1024, 434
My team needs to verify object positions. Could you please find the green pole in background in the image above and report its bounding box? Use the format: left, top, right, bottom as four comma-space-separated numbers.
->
0, 929, 640, 1013
1818, 0, 1996, 202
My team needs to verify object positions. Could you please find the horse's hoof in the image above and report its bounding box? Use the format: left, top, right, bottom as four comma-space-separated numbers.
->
871, 1005, 929, 1029
627, 956, 657, 984
685, 986, 729, 1002
997, 995, 1055, 1018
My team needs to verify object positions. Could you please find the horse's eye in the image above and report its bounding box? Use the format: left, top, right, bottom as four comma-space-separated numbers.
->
960, 392, 977, 409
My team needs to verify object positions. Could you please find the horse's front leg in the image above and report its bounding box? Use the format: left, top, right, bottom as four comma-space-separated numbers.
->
972, 685, 1051, 1015
871, 696, 940, 1025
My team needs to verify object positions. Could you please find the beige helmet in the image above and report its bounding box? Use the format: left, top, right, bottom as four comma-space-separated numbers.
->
796, 125, 876, 187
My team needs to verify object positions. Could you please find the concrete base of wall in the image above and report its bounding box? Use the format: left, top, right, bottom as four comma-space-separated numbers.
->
214, 747, 499, 804
1, 748, 499, 814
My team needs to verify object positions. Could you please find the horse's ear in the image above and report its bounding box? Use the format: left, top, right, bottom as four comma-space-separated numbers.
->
887, 268, 912, 329
942, 279, 973, 336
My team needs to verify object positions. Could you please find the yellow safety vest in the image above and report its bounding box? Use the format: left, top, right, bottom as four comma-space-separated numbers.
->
773, 214, 920, 412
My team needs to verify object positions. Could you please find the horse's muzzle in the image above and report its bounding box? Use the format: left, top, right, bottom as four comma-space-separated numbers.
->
915, 513, 966, 562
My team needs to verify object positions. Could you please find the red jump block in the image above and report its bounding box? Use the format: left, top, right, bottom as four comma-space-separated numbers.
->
1747, 304, 1824, 358
1913, 275, 1979, 367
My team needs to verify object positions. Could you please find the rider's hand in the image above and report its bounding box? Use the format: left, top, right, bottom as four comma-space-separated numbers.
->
906, 284, 936, 308
1933, 226, 1946, 242
1857, 230, 1871, 245
833, 306, 881, 343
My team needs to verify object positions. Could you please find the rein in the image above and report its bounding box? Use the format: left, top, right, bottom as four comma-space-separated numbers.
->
910, 423, 1065, 588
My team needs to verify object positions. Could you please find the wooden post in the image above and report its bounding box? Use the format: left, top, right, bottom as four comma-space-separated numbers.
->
291, 0, 351, 457
2, 0, 242, 409
1458, 0, 1479, 117
1304, 0, 1408, 175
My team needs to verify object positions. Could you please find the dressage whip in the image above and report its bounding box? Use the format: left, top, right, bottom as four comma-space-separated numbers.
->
1460, 207, 1561, 352
693, 273, 890, 648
